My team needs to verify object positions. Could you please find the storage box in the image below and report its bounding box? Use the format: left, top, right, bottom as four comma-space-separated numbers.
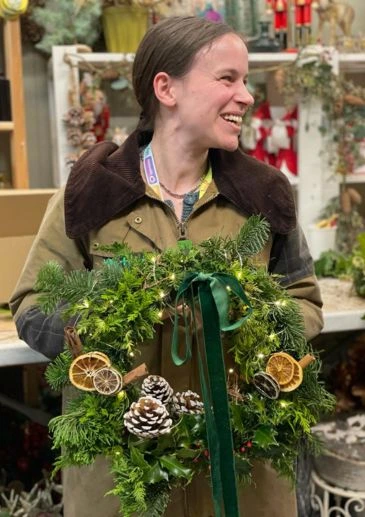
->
0, 189, 57, 304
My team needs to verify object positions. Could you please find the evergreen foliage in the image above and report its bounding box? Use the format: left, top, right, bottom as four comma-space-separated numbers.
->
31, 0, 101, 54
35, 215, 335, 516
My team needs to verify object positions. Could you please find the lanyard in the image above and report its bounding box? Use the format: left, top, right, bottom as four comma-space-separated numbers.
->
142, 143, 212, 200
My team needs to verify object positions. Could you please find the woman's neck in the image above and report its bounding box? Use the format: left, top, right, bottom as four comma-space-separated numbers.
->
149, 130, 208, 195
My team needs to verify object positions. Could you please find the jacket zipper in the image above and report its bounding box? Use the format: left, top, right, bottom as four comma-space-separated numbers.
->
176, 193, 218, 242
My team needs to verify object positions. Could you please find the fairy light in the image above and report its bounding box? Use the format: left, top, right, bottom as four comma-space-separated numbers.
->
159, 291, 166, 299
170, 273, 176, 281
280, 400, 289, 408
228, 368, 235, 374
257, 352, 265, 359
158, 310, 163, 318
226, 285, 231, 292
269, 333, 276, 341
129, 352, 135, 358
151, 256, 156, 263
236, 271, 242, 280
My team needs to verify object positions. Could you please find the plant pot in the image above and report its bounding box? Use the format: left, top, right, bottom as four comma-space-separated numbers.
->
102, 5, 148, 53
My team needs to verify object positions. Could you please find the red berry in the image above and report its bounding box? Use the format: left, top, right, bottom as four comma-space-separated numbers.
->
240, 446, 246, 453
203, 449, 210, 458
246, 441, 252, 448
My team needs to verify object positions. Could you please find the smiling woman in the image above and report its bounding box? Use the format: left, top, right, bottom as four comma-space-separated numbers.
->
10, 15, 324, 517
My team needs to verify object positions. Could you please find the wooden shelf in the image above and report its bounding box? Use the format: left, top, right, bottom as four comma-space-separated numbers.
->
0, 121, 14, 132
2, 18, 29, 188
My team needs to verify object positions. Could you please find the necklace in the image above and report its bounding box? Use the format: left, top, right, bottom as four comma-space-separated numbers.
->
142, 143, 208, 200
159, 175, 205, 200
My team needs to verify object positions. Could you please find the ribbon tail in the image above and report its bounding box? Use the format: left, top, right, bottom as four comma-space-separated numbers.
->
199, 283, 240, 517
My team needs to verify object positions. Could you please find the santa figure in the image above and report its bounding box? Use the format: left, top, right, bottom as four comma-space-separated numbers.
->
241, 101, 274, 165
267, 106, 298, 180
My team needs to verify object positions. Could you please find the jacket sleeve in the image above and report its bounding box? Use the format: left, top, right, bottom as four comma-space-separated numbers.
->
269, 225, 323, 341
9, 189, 86, 359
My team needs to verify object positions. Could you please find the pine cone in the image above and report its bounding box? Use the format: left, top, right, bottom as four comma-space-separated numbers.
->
124, 396, 172, 439
172, 390, 204, 415
141, 375, 173, 405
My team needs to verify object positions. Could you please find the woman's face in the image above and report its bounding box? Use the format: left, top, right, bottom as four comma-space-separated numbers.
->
170, 33, 254, 152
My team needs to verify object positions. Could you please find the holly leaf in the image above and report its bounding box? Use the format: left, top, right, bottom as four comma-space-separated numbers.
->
159, 455, 193, 480
142, 462, 169, 484
253, 425, 278, 449
175, 447, 197, 459
130, 446, 150, 471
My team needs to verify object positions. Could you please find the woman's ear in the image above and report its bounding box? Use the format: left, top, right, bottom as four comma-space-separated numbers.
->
153, 72, 177, 108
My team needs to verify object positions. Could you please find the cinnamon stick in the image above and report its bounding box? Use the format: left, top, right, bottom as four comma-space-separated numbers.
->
298, 354, 315, 369
64, 326, 83, 358
122, 363, 148, 386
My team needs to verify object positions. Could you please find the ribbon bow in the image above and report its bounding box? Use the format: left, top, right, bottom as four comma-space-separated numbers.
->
171, 272, 252, 517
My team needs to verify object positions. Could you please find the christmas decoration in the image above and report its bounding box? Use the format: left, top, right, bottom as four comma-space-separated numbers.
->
35, 215, 335, 516
68, 351, 112, 391
268, 105, 298, 179
172, 390, 204, 415
123, 396, 173, 439
252, 371, 280, 399
30, 0, 101, 54
280, 354, 315, 392
266, 351, 296, 386
141, 375, 173, 405
93, 366, 123, 395
278, 47, 365, 175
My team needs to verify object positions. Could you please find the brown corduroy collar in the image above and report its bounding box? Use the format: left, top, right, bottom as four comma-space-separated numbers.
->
65, 129, 296, 239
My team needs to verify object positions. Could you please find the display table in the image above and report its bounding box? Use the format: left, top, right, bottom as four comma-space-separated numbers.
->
311, 470, 365, 517
0, 311, 48, 366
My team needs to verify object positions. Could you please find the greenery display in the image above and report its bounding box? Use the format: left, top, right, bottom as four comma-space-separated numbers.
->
35, 216, 335, 516
31, 0, 102, 54
315, 232, 365, 299
278, 48, 365, 175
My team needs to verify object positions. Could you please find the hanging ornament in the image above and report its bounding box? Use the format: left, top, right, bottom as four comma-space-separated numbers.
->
141, 375, 173, 405
253, 372, 280, 399
124, 396, 173, 439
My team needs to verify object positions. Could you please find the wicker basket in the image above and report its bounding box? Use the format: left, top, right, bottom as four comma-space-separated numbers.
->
314, 447, 365, 492
102, 6, 148, 53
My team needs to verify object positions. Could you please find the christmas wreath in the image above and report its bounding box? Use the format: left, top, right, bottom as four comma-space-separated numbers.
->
35, 216, 335, 516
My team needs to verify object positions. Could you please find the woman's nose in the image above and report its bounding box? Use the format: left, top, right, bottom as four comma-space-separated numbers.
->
236, 82, 254, 107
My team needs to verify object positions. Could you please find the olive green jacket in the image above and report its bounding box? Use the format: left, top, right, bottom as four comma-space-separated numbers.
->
10, 130, 323, 516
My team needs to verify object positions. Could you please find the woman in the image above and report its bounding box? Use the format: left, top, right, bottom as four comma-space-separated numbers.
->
10, 16, 323, 517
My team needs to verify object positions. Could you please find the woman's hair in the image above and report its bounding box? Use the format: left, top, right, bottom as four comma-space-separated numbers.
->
133, 16, 237, 130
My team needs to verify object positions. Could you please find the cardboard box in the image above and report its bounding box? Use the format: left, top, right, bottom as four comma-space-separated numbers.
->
0, 189, 57, 304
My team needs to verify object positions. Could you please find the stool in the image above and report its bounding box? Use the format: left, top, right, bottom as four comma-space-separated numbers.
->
311, 470, 365, 516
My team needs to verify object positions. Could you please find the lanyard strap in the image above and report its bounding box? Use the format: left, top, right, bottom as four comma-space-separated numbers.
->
142, 143, 212, 200
171, 272, 252, 516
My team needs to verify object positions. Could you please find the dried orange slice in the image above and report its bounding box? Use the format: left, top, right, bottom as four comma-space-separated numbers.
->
266, 352, 295, 386
280, 354, 315, 392
69, 352, 111, 391
93, 367, 123, 395
91, 351, 111, 363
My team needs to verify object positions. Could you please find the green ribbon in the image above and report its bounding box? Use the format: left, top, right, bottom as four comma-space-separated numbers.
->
171, 272, 252, 517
